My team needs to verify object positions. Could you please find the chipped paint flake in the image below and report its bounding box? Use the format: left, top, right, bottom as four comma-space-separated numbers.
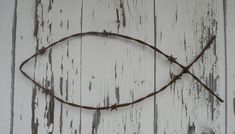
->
92, 110, 101, 134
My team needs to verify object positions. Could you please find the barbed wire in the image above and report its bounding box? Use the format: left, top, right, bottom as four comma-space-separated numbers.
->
19, 30, 223, 111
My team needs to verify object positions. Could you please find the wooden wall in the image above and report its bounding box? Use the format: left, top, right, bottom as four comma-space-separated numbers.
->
0, 0, 234, 133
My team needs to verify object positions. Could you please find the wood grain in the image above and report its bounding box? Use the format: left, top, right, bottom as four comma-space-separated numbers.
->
80, 0, 155, 133
0, 0, 15, 133
154, 0, 225, 133
0, 0, 232, 133
225, 0, 235, 133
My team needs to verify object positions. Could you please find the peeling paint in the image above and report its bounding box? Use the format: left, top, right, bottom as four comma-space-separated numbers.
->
175, 6, 178, 22
89, 81, 92, 91
67, 20, 69, 30
187, 122, 195, 134
70, 120, 73, 129
48, 0, 52, 12
60, 104, 63, 134
116, 8, 120, 30
92, 110, 101, 134
115, 86, 120, 104
92, 10, 94, 18
185, 104, 188, 116
120, 0, 126, 27
8, 0, 226, 134
34, 42, 39, 68
121, 64, 124, 74
60, 77, 63, 95
181, 89, 184, 105
66, 72, 69, 101
49, 23, 52, 34
60, 20, 63, 28
139, 16, 142, 24
32, 118, 39, 134
61, 63, 63, 74
40, 4, 44, 28
106, 95, 110, 107
46, 72, 55, 134
34, 0, 40, 37
115, 62, 117, 80
49, 49, 52, 65
31, 86, 38, 134
184, 34, 187, 51
207, 73, 217, 120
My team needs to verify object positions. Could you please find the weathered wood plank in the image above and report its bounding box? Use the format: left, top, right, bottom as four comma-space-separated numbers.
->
80, 0, 155, 134
31, 0, 83, 134
1, 0, 231, 134
154, 0, 225, 133
13, 0, 37, 133
225, 0, 235, 133
0, 0, 15, 133
13, 0, 83, 133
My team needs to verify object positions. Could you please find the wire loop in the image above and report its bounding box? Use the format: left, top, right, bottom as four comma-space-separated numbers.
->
19, 31, 223, 111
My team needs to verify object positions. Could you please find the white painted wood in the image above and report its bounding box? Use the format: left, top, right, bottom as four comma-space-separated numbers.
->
0, 0, 232, 133
80, 0, 155, 134
12, 0, 39, 133
0, 0, 15, 133
30, 0, 83, 134
226, 0, 235, 133
154, 0, 225, 133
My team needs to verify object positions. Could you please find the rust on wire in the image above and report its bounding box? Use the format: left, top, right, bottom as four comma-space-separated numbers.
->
19, 30, 224, 111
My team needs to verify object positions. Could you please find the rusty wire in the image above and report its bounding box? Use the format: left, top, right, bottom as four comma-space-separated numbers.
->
19, 30, 224, 111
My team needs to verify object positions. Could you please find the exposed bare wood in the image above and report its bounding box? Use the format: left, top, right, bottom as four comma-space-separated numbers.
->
0, 0, 231, 133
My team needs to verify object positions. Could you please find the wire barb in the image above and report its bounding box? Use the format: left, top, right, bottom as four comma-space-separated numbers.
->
168, 55, 177, 63
111, 103, 118, 111
103, 30, 111, 36
38, 46, 47, 55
